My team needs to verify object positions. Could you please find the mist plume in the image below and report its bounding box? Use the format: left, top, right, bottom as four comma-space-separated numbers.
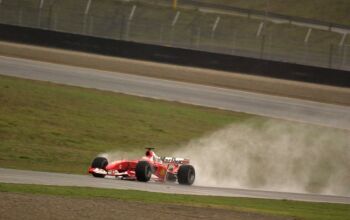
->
175, 120, 350, 196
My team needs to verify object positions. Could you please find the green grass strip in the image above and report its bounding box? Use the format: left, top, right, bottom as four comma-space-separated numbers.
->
0, 75, 254, 174
0, 183, 349, 220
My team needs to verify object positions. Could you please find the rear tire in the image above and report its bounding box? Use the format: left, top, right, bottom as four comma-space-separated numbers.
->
136, 161, 152, 182
91, 157, 108, 178
177, 165, 195, 185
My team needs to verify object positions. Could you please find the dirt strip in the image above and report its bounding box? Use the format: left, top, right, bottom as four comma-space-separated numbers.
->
0, 192, 291, 220
0, 41, 349, 106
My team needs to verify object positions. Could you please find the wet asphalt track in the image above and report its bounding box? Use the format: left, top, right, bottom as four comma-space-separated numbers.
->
0, 55, 350, 130
1, 55, 350, 203
1, 168, 350, 204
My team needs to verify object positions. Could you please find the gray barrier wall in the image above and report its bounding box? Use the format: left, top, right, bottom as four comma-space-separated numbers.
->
0, 0, 349, 71
0, 23, 349, 87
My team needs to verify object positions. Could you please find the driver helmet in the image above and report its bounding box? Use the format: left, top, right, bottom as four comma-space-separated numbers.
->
145, 150, 154, 158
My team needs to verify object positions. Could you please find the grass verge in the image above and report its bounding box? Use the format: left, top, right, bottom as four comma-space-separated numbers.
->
0, 74, 254, 174
0, 183, 349, 220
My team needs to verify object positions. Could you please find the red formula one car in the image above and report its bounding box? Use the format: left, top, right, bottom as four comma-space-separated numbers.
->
88, 148, 195, 185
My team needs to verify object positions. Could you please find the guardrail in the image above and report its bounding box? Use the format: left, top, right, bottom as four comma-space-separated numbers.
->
176, 0, 350, 32
1, 23, 349, 87
0, 0, 349, 71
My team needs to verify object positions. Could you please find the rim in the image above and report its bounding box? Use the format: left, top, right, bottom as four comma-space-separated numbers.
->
146, 166, 151, 178
188, 168, 195, 183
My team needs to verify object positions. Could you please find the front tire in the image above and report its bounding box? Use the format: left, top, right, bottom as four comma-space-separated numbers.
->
91, 157, 108, 178
177, 165, 195, 185
136, 161, 152, 182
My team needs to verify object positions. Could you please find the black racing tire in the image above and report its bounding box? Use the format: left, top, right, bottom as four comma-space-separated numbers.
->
135, 161, 152, 182
91, 157, 108, 178
177, 165, 195, 185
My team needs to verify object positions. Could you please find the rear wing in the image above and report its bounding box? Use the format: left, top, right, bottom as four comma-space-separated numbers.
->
162, 157, 190, 164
